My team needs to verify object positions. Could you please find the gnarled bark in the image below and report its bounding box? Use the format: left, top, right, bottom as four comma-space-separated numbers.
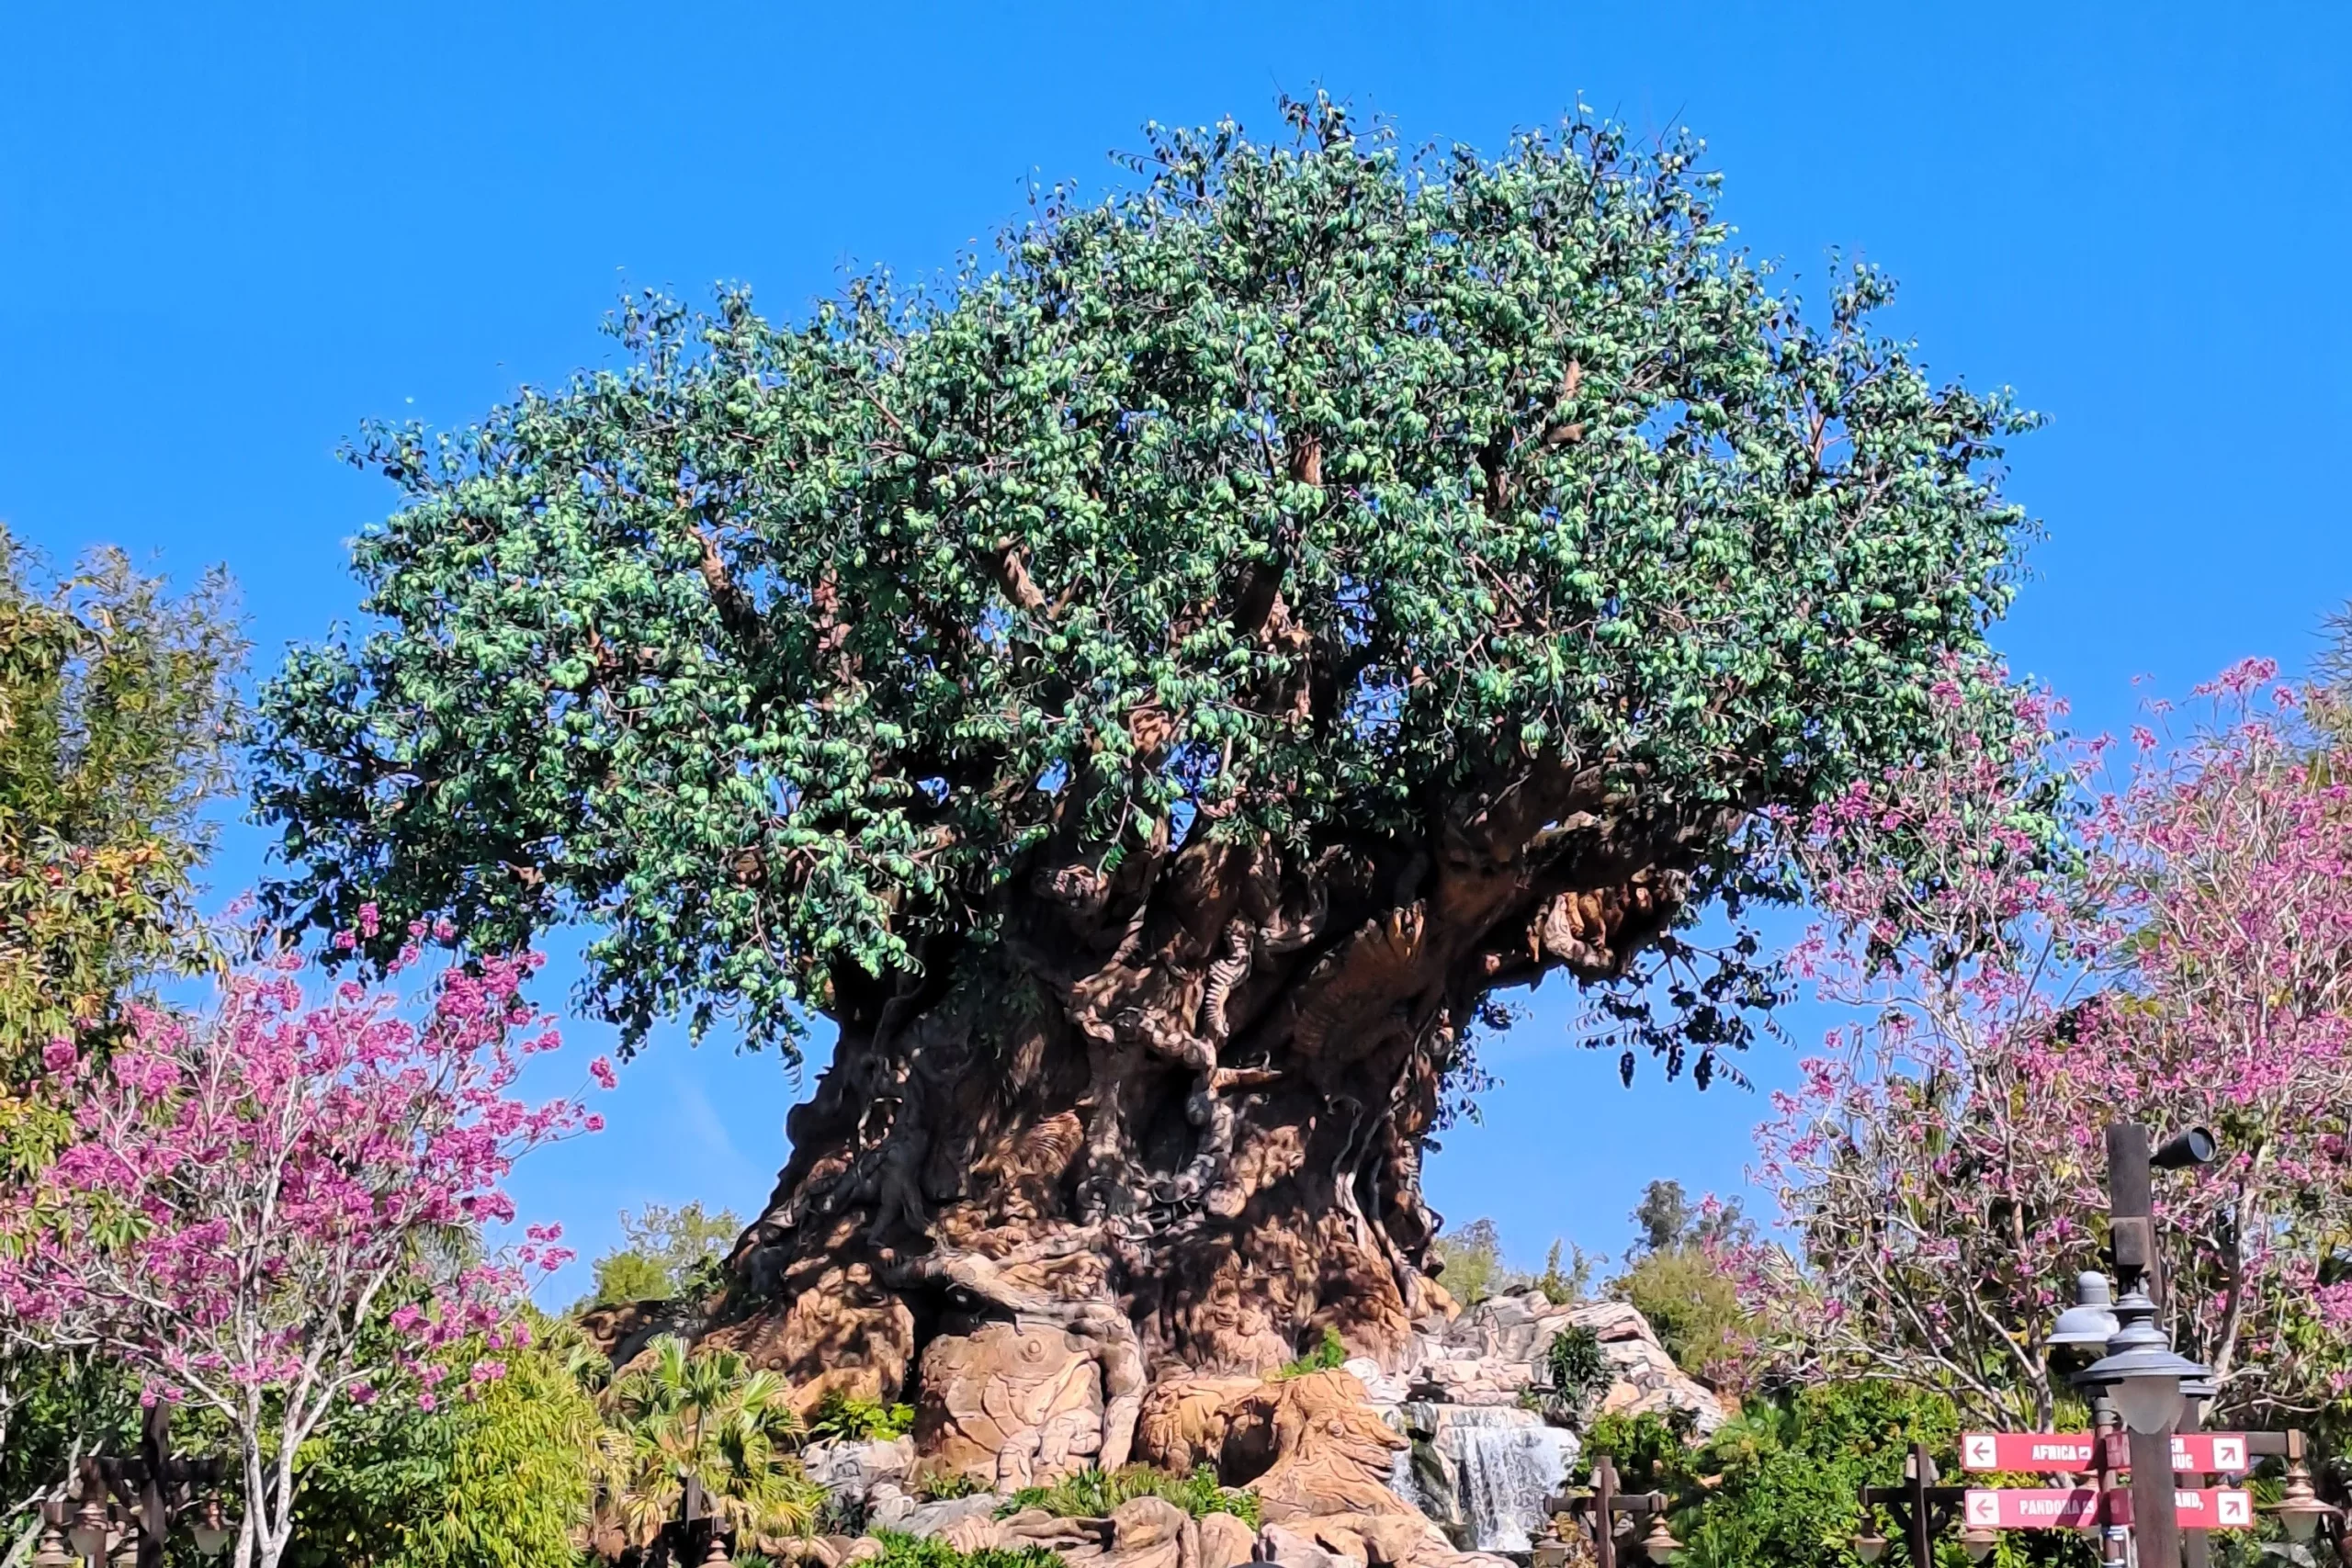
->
706, 767, 1716, 1469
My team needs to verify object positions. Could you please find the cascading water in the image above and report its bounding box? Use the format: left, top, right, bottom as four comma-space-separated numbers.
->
1388, 1402, 1580, 1555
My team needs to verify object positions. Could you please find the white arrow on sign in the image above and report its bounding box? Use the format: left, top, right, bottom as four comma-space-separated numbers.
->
2218, 1492, 2252, 1527
1966, 1493, 2000, 1528
2213, 1438, 2246, 1471
1964, 1435, 1997, 1468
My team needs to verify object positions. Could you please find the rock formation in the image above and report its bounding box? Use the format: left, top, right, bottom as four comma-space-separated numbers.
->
1406, 1293, 1725, 1431
753, 1295, 1719, 1568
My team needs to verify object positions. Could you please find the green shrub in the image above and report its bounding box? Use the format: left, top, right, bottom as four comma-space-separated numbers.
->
1534, 1240, 1593, 1305
999, 1464, 1261, 1526
807, 1389, 915, 1444
288, 1325, 597, 1568
1609, 1246, 1753, 1386
913, 1465, 989, 1501
1579, 1382, 1966, 1568
867, 1531, 1065, 1568
1525, 1325, 1611, 1426
1276, 1326, 1348, 1380
1429, 1218, 1513, 1305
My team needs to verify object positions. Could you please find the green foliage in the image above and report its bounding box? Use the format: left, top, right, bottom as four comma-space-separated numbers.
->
577, 1201, 743, 1310
911, 1464, 989, 1501
1430, 1218, 1513, 1305
865, 1530, 1065, 1568
590, 1336, 822, 1551
805, 1389, 914, 1444
1277, 1325, 1348, 1379
1524, 1324, 1611, 1427
1535, 1239, 1593, 1305
288, 1322, 598, 1568
0, 1350, 143, 1540
254, 100, 2033, 1064
1583, 1382, 1969, 1568
1546, 1327, 1610, 1404
0, 534, 242, 1168
1611, 1245, 1754, 1386
1000, 1464, 1261, 1526
1574, 1410, 1699, 1493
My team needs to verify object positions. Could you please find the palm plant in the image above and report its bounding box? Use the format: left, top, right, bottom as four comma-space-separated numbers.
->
589, 1336, 823, 1559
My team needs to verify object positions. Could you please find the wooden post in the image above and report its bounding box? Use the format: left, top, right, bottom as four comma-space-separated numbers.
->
135, 1402, 169, 1568
1904, 1444, 1936, 1568
2109, 1123, 2184, 1568
2094, 1399, 2130, 1568
1591, 1456, 1618, 1568
2177, 1402, 2212, 1568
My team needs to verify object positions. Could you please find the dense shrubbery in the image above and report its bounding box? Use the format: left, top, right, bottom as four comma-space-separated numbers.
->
1528, 1326, 1611, 1427
808, 1389, 916, 1444
1576, 1383, 1965, 1568
1428, 1220, 1592, 1306
289, 1325, 598, 1568
865, 1532, 1064, 1568
1000, 1465, 1261, 1525
1277, 1327, 1349, 1379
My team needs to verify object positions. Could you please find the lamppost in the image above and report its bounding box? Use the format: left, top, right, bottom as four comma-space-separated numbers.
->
2267, 1431, 2339, 1548
2048, 1271, 2132, 1568
30, 1404, 232, 1568
1549, 1455, 1679, 1568
2052, 1124, 2216, 1568
1851, 1443, 1968, 1568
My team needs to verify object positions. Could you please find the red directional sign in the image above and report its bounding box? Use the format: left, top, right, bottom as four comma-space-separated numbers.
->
1967, 1488, 2256, 1531
1961, 1433, 2099, 1472
1959, 1432, 2252, 1474
1964, 1489, 2103, 1529
2171, 1434, 2251, 1474
2181, 1489, 2256, 1529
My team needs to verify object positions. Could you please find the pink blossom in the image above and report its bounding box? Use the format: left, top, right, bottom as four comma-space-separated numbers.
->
0, 946, 596, 1568
589, 1055, 618, 1091
1752, 660, 2352, 1429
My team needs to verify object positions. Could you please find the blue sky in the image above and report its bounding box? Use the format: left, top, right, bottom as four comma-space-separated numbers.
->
3, 1, 2347, 1301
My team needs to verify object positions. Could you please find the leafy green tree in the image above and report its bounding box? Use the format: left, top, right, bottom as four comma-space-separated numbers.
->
1429, 1218, 1516, 1306
1611, 1247, 1754, 1389
1580, 1383, 1966, 1568
587, 1337, 821, 1559
288, 1321, 599, 1568
0, 534, 242, 1151
579, 1201, 744, 1311
253, 98, 2035, 1386
0, 534, 240, 1548
1608, 1180, 1757, 1385
1535, 1239, 1593, 1304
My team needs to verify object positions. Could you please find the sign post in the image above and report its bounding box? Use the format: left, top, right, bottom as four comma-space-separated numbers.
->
1856, 1443, 1968, 1568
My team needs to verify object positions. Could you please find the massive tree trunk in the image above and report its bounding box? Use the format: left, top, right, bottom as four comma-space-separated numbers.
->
704, 764, 1715, 1472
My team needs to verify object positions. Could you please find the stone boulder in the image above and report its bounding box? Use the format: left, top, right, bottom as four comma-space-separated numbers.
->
1136, 1370, 1412, 1523
1405, 1294, 1724, 1434
1258, 1524, 1343, 1568
939, 1515, 1008, 1555
1106, 1496, 1193, 1568
916, 1320, 1106, 1489
801, 1435, 916, 1503
1200, 1513, 1257, 1568
899, 1494, 1005, 1540
998, 1508, 1114, 1557
1136, 1376, 1268, 1472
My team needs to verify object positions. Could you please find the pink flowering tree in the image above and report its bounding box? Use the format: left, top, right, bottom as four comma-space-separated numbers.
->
0, 924, 603, 1568
1748, 660, 2352, 1429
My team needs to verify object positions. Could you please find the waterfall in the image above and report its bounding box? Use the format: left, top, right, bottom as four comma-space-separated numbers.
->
1388, 1402, 1580, 1555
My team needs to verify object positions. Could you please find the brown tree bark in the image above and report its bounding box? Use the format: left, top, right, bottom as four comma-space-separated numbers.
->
698, 761, 1719, 1468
